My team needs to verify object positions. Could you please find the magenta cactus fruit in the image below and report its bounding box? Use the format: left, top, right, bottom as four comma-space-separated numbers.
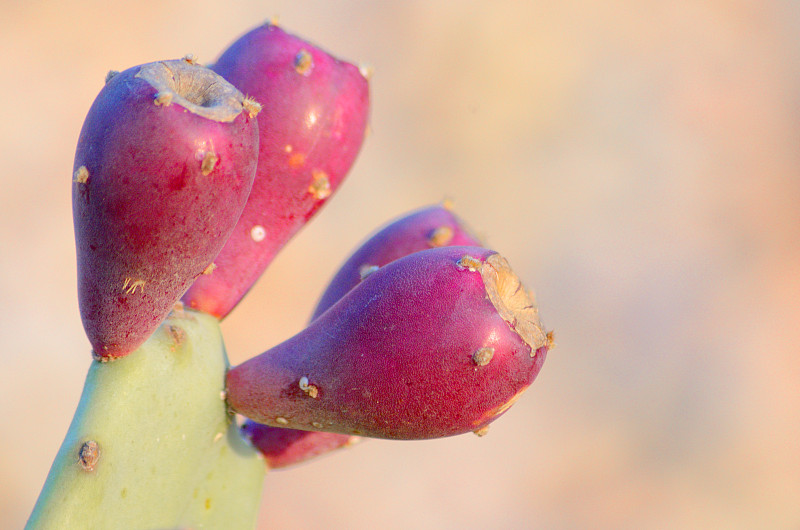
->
226, 246, 549, 440
241, 421, 360, 469
240, 204, 482, 465
73, 58, 260, 358
182, 23, 370, 318
312, 203, 482, 319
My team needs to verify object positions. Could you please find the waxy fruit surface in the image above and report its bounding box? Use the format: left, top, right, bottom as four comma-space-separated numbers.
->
227, 246, 548, 440
183, 24, 369, 318
73, 59, 259, 358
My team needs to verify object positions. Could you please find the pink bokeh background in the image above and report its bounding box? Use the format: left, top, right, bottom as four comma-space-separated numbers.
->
2, 1, 798, 528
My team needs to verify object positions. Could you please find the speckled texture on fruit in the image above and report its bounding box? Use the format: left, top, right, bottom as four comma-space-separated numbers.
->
226, 246, 548, 440
73, 59, 259, 358
182, 24, 369, 318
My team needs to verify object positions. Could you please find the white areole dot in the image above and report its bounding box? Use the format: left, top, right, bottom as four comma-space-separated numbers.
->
250, 225, 266, 242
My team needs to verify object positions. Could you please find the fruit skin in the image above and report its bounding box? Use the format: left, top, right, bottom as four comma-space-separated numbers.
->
182, 23, 370, 319
312, 203, 482, 320
241, 421, 360, 469
73, 59, 259, 359
227, 246, 548, 440
241, 204, 482, 465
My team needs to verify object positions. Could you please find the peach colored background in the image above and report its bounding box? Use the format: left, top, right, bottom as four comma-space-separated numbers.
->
2, 1, 799, 528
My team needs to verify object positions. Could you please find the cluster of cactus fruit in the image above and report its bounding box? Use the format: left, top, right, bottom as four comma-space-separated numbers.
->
27, 21, 550, 529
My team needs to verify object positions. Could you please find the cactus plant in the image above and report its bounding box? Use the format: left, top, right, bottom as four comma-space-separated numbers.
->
26, 309, 265, 529
27, 21, 550, 529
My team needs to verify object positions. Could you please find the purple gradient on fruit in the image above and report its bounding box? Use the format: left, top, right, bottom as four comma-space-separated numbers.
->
241, 204, 480, 465
73, 60, 258, 358
312, 204, 481, 319
182, 23, 370, 319
227, 246, 548, 440
241, 420, 359, 469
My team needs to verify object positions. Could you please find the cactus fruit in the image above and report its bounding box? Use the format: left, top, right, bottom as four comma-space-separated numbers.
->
182, 23, 370, 319
226, 246, 549, 440
73, 59, 260, 359
26, 310, 265, 529
242, 204, 482, 467
241, 421, 361, 469
312, 203, 482, 319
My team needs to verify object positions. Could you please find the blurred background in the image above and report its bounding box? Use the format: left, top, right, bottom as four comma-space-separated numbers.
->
2, 1, 799, 528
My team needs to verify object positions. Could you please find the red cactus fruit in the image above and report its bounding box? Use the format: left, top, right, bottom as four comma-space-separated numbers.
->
239, 205, 476, 463
227, 246, 549, 440
241, 420, 360, 469
73, 58, 260, 359
182, 23, 370, 318
312, 203, 482, 319
240, 204, 482, 465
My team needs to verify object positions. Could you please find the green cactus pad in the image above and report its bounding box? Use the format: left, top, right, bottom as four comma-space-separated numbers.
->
26, 309, 265, 529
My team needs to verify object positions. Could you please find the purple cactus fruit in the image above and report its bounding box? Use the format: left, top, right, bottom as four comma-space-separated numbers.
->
226, 246, 549, 440
182, 23, 370, 318
312, 203, 482, 319
73, 58, 260, 359
241, 421, 360, 469
240, 204, 482, 465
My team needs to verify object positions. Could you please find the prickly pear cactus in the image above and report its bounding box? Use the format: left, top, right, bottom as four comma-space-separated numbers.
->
27, 19, 550, 530
26, 310, 265, 529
